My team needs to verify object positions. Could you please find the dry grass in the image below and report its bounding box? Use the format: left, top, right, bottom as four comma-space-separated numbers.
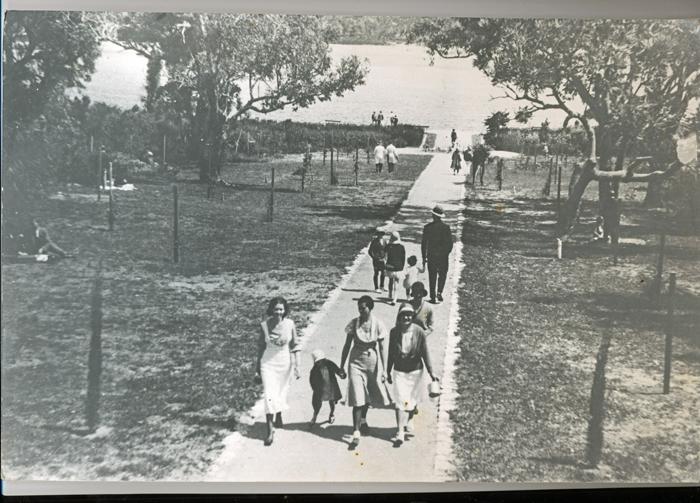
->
1, 153, 431, 480
449, 160, 700, 481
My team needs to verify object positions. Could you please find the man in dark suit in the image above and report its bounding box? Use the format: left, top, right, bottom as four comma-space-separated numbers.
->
421, 205, 453, 303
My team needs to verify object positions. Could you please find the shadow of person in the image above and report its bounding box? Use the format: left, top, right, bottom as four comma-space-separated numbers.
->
281, 421, 398, 448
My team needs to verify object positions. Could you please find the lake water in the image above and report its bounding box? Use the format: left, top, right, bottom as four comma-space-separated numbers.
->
84, 42, 568, 139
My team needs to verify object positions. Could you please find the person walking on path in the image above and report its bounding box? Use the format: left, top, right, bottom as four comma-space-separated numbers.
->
408, 281, 434, 335
256, 297, 302, 446
450, 148, 462, 175
402, 255, 425, 299
339, 296, 392, 450
386, 303, 438, 447
386, 141, 399, 173
309, 349, 346, 428
368, 231, 388, 292
385, 231, 406, 305
371, 111, 377, 126
421, 205, 454, 304
373, 141, 386, 174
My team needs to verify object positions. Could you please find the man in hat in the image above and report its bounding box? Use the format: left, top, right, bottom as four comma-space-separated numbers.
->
421, 205, 453, 303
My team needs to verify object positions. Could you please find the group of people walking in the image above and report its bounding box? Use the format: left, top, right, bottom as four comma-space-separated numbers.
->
372, 140, 400, 174
255, 205, 454, 450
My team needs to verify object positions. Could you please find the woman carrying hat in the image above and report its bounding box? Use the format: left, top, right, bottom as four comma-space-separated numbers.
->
386, 303, 438, 446
339, 295, 391, 450
256, 297, 302, 446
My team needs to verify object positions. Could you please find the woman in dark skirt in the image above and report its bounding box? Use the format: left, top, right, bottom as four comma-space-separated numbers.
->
309, 349, 346, 427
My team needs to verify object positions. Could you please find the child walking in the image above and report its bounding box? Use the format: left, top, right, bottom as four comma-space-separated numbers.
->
402, 255, 425, 299
309, 349, 346, 428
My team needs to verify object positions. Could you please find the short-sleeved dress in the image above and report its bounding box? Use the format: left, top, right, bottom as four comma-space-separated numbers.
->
345, 316, 391, 408
412, 301, 434, 333
260, 317, 301, 415
388, 324, 429, 411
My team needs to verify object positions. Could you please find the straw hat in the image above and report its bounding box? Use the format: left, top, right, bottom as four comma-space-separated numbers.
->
390, 231, 401, 242
398, 303, 415, 315
431, 205, 445, 218
311, 349, 325, 362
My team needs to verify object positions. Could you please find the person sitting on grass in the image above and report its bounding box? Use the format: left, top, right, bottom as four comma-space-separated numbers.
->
32, 219, 72, 258
309, 349, 346, 429
591, 216, 606, 242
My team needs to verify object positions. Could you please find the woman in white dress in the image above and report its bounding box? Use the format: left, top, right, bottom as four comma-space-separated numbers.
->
386, 303, 438, 446
256, 297, 302, 446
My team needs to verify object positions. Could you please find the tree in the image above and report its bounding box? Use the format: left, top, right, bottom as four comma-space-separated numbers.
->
483, 111, 510, 148
2, 11, 101, 144
113, 14, 368, 180
410, 18, 700, 241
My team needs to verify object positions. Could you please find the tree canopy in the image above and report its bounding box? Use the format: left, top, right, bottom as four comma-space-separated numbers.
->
2, 11, 101, 133
110, 13, 369, 179
410, 18, 700, 237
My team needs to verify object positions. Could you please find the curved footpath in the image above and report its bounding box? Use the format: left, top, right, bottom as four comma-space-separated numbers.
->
207, 151, 466, 482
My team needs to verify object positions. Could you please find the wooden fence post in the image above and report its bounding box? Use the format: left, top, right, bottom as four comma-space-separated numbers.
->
354, 147, 359, 186
162, 135, 167, 170
556, 155, 562, 218
86, 260, 103, 432
173, 184, 179, 263
652, 234, 666, 303
663, 273, 676, 394
97, 148, 103, 201
108, 162, 114, 231
268, 166, 275, 222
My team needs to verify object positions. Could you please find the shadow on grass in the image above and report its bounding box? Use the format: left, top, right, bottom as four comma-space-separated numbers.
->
527, 455, 585, 468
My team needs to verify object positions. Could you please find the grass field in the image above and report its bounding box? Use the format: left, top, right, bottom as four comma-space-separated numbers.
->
1, 153, 432, 480
450, 159, 700, 481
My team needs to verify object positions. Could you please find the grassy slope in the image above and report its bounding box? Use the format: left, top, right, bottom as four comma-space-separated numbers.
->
450, 160, 700, 481
1, 154, 431, 480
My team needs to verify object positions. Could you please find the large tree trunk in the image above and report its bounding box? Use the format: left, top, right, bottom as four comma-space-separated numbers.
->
557, 162, 595, 238
193, 87, 227, 182
643, 178, 664, 208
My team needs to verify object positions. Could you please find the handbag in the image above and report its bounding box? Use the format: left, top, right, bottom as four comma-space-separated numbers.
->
428, 379, 441, 397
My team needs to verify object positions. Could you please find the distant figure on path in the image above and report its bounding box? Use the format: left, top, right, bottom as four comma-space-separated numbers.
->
450, 129, 457, 148
421, 205, 454, 303
386, 141, 399, 173
309, 349, 346, 429
386, 303, 438, 447
32, 219, 71, 258
377, 111, 385, 127
371, 111, 377, 126
256, 297, 302, 446
368, 231, 388, 292
339, 296, 391, 450
451, 148, 462, 175
385, 231, 406, 305
409, 281, 434, 334
374, 141, 386, 173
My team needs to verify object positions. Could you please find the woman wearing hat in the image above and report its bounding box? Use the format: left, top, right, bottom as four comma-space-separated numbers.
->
386, 303, 438, 446
339, 295, 391, 449
256, 297, 302, 446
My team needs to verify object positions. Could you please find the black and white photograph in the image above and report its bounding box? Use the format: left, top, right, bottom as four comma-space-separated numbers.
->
2, 4, 699, 486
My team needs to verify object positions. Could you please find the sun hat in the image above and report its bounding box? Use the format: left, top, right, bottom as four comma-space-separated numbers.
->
431, 205, 445, 218
410, 281, 429, 298
311, 349, 325, 362
390, 231, 401, 242
398, 303, 415, 315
